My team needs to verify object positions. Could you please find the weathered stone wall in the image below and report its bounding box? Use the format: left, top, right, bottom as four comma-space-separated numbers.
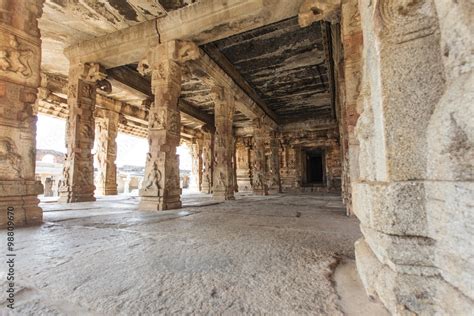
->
278, 127, 342, 193
351, 0, 473, 314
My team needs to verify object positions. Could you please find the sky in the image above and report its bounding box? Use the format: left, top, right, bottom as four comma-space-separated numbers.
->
36, 114, 192, 170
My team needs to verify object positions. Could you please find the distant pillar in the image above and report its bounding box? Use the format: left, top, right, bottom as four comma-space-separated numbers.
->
95, 109, 119, 195
189, 137, 203, 191
201, 130, 214, 194
0, 0, 44, 227
211, 86, 235, 200
236, 137, 253, 191
267, 131, 282, 194
252, 118, 268, 195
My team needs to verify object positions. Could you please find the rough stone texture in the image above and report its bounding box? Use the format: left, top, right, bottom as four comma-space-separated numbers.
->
339, 0, 362, 215
352, 0, 474, 314
58, 63, 106, 203
425, 0, 474, 305
1, 193, 375, 315
0, 0, 44, 228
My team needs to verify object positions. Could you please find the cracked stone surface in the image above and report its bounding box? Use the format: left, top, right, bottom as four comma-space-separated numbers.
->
0, 193, 380, 315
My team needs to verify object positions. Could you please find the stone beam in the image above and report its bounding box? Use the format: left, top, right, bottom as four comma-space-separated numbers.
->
187, 48, 278, 128
64, 0, 305, 68
203, 44, 279, 123
106, 66, 214, 126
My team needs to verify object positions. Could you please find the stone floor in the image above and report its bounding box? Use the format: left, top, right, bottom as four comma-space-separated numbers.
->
1, 193, 388, 315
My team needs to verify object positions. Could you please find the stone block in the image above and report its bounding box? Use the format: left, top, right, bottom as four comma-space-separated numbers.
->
353, 181, 428, 236
361, 225, 436, 274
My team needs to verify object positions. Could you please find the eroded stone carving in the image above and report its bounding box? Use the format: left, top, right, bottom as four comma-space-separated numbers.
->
298, 0, 341, 27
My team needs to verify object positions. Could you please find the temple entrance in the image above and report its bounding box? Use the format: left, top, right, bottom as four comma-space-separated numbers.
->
304, 150, 325, 185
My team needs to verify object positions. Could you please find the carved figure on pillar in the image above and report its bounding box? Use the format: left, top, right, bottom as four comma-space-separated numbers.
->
236, 136, 253, 191
95, 109, 119, 196
59, 63, 107, 203
138, 40, 199, 211
0, 0, 44, 227
189, 137, 203, 192
267, 130, 282, 194
211, 85, 236, 200
201, 129, 214, 194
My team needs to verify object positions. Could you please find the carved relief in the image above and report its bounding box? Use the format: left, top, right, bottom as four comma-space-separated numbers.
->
0, 137, 22, 178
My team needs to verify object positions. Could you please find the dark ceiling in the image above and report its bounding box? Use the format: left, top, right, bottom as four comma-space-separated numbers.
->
203, 17, 334, 123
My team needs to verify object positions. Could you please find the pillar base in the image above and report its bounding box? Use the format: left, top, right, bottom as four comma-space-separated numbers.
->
138, 197, 182, 211
97, 187, 118, 196
0, 180, 43, 228
253, 188, 268, 196
58, 192, 96, 203
212, 191, 235, 201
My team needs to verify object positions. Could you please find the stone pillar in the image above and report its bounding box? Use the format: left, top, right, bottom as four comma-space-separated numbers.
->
236, 137, 252, 192
200, 130, 213, 194
95, 109, 119, 195
211, 86, 235, 200
267, 131, 282, 194
189, 137, 203, 192
252, 119, 268, 195
0, 0, 44, 227
139, 40, 199, 210
352, 1, 453, 314
58, 63, 106, 203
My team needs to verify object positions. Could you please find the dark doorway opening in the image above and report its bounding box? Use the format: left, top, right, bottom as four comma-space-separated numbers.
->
305, 150, 325, 184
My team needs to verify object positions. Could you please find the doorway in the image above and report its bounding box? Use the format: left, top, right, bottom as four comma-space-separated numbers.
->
305, 149, 325, 185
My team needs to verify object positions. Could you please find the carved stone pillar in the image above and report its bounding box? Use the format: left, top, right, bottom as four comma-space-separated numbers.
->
236, 137, 252, 192
252, 119, 268, 195
267, 131, 282, 194
0, 1, 44, 227
139, 40, 199, 210
200, 130, 213, 194
189, 137, 203, 192
58, 63, 106, 203
353, 1, 450, 314
211, 86, 235, 200
95, 109, 119, 195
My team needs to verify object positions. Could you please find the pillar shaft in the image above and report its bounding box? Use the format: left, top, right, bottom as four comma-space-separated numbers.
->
211, 86, 235, 200
139, 42, 184, 211
95, 110, 119, 195
201, 131, 213, 194
59, 63, 105, 203
189, 138, 203, 191
236, 137, 252, 192
267, 131, 282, 193
0, 0, 44, 227
252, 119, 268, 195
